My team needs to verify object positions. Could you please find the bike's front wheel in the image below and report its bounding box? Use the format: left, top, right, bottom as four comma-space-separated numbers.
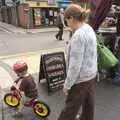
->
4, 93, 20, 107
33, 101, 50, 118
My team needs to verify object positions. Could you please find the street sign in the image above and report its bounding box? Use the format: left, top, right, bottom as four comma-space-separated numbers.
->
39, 52, 66, 93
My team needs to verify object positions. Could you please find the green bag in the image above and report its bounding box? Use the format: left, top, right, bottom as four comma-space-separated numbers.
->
97, 34, 118, 69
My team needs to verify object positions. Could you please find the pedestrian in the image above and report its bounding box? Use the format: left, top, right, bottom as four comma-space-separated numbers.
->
57, 4, 97, 120
11, 60, 38, 117
112, 37, 120, 85
55, 8, 66, 40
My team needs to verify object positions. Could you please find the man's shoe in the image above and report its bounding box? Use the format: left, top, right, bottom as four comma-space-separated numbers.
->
59, 38, 64, 41
55, 35, 58, 40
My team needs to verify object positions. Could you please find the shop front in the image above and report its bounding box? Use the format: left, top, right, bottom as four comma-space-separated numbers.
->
26, 1, 59, 27
32, 7, 58, 27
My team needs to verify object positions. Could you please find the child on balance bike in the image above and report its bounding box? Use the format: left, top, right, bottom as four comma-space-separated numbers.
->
11, 60, 38, 117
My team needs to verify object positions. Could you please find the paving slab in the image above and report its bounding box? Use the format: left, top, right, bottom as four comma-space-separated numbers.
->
0, 67, 13, 89
1, 47, 65, 75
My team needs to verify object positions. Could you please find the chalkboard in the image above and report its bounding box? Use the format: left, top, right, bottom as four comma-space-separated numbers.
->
39, 52, 66, 92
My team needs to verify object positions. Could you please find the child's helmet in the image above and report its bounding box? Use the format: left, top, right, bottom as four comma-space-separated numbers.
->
13, 60, 28, 73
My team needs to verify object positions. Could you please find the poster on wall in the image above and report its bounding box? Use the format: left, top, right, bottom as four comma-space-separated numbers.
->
50, 21, 53, 25
49, 10, 53, 16
34, 8, 41, 26
54, 11, 57, 17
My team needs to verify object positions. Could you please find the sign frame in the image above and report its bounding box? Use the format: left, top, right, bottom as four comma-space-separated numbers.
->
39, 52, 66, 93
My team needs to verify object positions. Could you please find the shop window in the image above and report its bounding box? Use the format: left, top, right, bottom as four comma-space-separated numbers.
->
33, 8, 41, 26
33, 8, 59, 26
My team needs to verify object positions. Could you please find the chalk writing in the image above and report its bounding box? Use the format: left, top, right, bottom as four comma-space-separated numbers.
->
46, 64, 64, 71
45, 56, 63, 65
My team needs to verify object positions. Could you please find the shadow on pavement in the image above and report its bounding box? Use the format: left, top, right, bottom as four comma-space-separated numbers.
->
1, 105, 49, 120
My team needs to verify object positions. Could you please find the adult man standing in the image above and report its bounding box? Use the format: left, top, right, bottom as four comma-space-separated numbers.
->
55, 8, 66, 40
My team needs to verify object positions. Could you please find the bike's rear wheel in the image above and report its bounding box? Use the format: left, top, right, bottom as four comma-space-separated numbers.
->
33, 101, 50, 118
4, 93, 20, 107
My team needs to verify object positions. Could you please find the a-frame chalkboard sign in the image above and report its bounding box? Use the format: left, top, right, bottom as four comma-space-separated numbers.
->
39, 52, 66, 93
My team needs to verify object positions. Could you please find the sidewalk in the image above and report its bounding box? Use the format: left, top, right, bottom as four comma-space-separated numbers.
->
0, 47, 65, 120
0, 21, 68, 34
0, 47, 65, 89
1, 45, 120, 120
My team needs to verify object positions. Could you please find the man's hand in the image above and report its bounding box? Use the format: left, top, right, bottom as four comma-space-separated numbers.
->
63, 88, 69, 96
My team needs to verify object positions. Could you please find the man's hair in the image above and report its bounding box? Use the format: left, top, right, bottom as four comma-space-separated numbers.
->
64, 4, 90, 21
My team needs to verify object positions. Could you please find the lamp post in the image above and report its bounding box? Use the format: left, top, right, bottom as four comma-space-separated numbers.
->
24, 8, 29, 33
12, 0, 20, 26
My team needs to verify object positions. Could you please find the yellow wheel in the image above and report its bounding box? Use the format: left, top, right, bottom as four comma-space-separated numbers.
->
33, 101, 50, 118
4, 93, 20, 107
